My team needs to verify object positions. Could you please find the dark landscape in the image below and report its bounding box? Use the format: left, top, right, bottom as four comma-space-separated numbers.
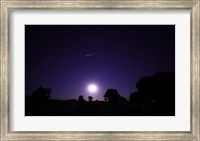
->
25, 72, 175, 116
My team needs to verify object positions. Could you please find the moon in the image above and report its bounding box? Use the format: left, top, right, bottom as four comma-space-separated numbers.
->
87, 84, 98, 93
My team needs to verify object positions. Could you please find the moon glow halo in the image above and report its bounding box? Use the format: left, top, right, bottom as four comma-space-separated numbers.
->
87, 84, 98, 94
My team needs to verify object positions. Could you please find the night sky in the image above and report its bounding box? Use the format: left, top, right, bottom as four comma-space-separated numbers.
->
25, 25, 175, 100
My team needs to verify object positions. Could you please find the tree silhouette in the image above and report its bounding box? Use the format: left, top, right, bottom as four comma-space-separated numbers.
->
135, 72, 175, 115
31, 86, 51, 102
119, 95, 127, 103
104, 89, 120, 103
26, 87, 52, 116
77, 95, 85, 115
136, 72, 174, 103
88, 96, 93, 102
78, 95, 84, 103
129, 92, 142, 105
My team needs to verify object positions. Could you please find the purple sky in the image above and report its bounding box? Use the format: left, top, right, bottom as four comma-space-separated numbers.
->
25, 25, 175, 100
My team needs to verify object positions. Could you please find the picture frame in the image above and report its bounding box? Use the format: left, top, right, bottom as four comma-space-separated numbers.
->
0, 0, 199, 140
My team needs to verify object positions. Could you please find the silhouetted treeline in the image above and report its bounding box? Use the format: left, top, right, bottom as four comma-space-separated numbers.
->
129, 72, 175, 115
25, 72, 175, 116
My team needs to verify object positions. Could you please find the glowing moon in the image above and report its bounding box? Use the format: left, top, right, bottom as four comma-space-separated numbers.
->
88, 84, 98, 93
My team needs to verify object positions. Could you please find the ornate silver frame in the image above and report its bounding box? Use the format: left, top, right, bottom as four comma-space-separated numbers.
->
0, 0, 199, 140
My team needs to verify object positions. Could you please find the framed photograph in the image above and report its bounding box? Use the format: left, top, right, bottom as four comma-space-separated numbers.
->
0, 0, 199, 141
